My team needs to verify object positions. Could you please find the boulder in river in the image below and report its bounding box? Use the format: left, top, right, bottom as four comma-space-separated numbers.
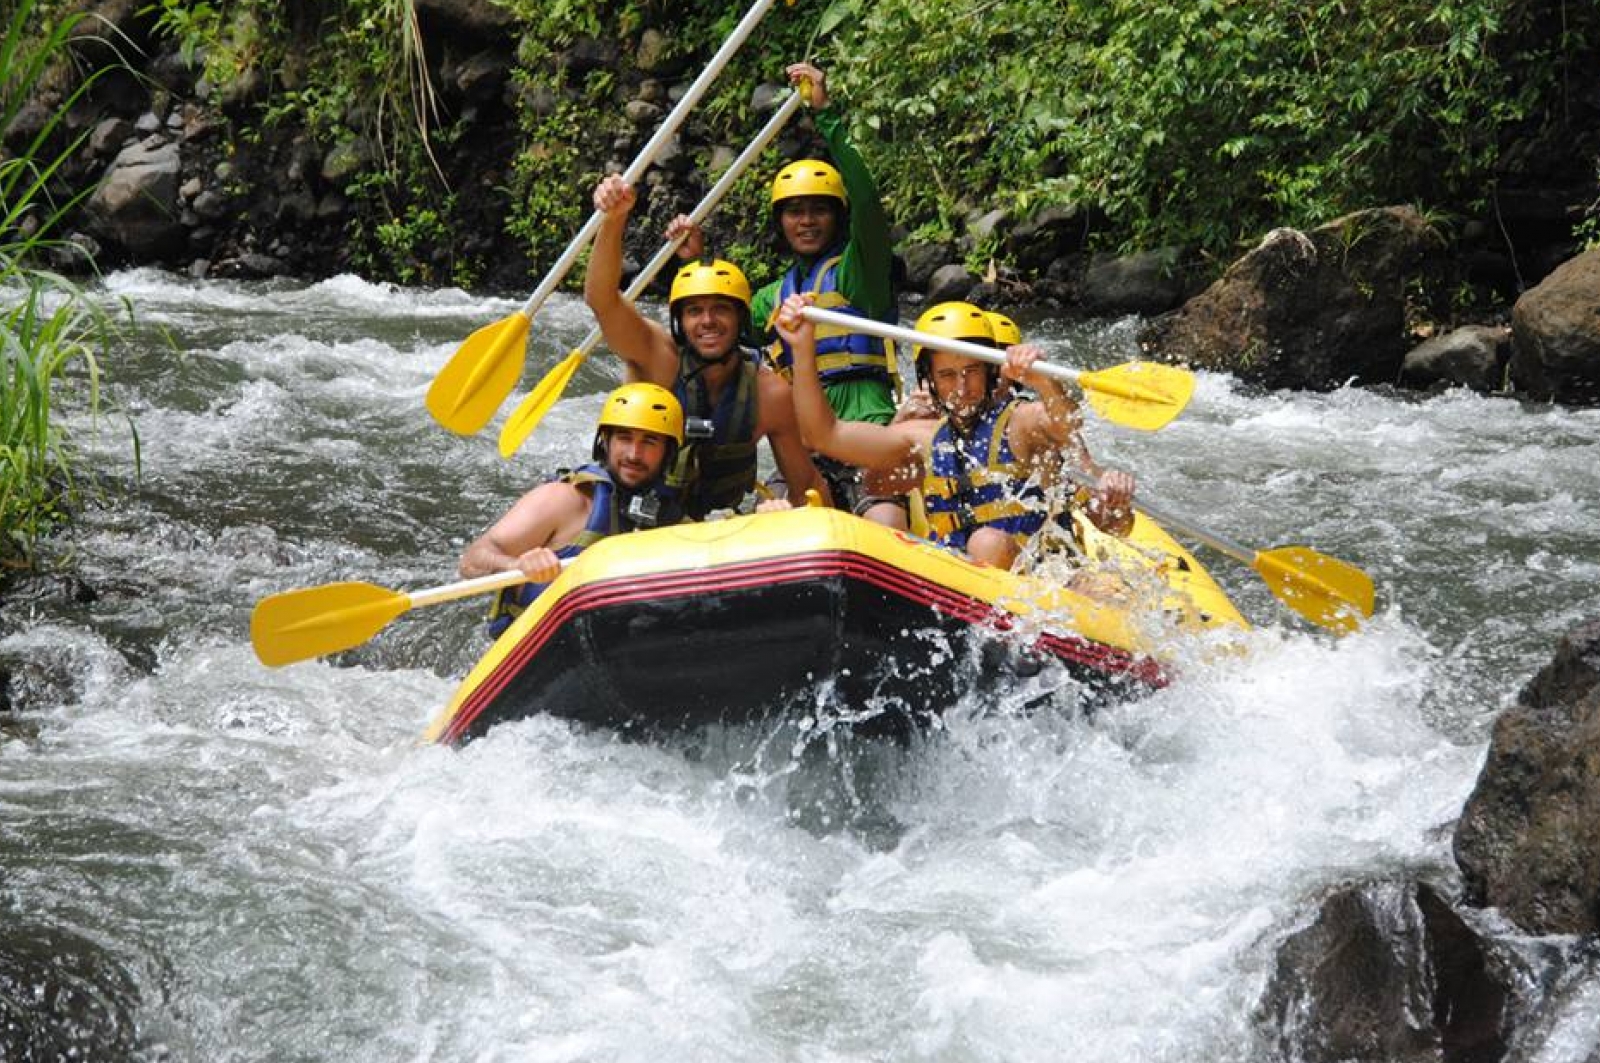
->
84, 136, 185, 260
1509, 248, 1600, 407
1257, 881, 1527, 1063
1454, 616, 1600, 936
1139, 206, 1445, 390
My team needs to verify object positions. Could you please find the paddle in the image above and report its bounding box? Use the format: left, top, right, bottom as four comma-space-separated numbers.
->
496, 86, 810, 458
1064, 470, 1375, 633
425, 0, 792, 437
799, 306, 1195, 431
251, 562, 570, 667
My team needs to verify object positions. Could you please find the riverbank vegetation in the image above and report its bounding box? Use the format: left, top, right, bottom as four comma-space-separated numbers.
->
124, 0, 1600, 276
2, 0, 122, 567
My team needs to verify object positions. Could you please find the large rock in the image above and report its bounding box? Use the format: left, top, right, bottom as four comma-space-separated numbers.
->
1080, 249, 1186, 316
1454, 616, 1600, 935
0, 923, 139, 1063
1139, 206, 1443, 390
414, 0, 516, 40
1401, 325, 1511, 393
1508, 249, 1600, 406
1257, 881, 1521, 1063
84, 137, 184, 258
1004, 204, 1090, 274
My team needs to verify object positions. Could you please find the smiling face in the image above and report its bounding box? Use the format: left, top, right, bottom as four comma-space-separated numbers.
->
927, 351, 994, 426
675, 295, 743, 361
778, 196, 841, 258
602, 426, 671, 489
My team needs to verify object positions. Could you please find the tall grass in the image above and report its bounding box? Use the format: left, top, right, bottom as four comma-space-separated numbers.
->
2, 0, 126, 567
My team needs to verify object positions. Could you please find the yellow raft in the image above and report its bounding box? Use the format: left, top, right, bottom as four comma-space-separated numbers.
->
422, 504, 1246, 744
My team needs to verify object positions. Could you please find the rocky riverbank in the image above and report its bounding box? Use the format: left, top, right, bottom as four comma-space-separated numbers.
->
12, 0, 1599, 405
1260, 618, 1600, 1062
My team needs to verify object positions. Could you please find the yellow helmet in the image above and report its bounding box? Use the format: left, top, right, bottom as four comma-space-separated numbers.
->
597, 382, 684, 446
914, 301, 995, 355
668, 258, 751, 312
985, 311, 1022, 347
914, 301, 996, 386
770, 159, 847, 207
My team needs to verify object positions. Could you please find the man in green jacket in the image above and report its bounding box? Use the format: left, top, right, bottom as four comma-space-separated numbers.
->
672, 62, 901, 519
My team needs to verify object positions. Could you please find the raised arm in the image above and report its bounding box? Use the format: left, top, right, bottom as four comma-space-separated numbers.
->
583, 175, 679, 387
800, 64, 893, 319
775, 294, 923, 471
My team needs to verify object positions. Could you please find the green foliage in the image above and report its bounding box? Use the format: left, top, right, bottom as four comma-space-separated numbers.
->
823, 0, 1598, 257
93, 0, 1600, 281
145, 0, 263, 87
2, 0, 127, 566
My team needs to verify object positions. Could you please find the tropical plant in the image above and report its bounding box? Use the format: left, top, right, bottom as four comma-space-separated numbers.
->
1, 0, 126, 566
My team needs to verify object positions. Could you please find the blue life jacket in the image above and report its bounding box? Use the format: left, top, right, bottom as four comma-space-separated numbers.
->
920, 399, 1047, 551
485, 465, 673, 637
664, 347, 760, 518
762, 249, 895, 386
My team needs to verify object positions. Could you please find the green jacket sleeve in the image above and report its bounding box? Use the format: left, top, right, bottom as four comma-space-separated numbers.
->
816, 107, 894, 321
750, 278, 780, 342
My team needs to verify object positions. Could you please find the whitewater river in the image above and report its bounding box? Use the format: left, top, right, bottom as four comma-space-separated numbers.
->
3, 269, 1597, 1061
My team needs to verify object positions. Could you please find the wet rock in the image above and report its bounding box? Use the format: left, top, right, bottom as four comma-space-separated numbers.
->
1004, 204, 1091, 274
189, 188, 227, 222
88, 116, 133, 158
1080, 248, 1186, 316
450, 50, 510, 105
415, 0, 516, 39
925, 263, 977, 304
1401, 325, 1511, 392
0, 923, 140, 1063
213, 252, 289, 279
1509, 248, 1600, 406
750, 81, 788, 114
3, 101, 52, 153
1454, 616, 1600, 935
319, 138, 368, 186
1257, 881, 1522, 1063
899, 241, 955, 292
85, 137, 184, 259
561, 36, 619, 75
1140, 206, 1445, 390
967, 207, 1009, 245
636, 28, 681, 76
624, 99, 664, 126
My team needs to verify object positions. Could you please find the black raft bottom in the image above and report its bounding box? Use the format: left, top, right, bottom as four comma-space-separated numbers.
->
448, 560, 1158, 744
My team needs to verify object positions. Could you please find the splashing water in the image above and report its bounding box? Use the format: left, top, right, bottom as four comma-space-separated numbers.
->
2, 272, 1597, 1060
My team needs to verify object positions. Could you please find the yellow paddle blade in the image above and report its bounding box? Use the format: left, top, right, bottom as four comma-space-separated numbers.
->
250, 582, 411, 667
426, 311, 530, 436
1254, 546, 1376, 635
497, 348, 587, 458
1077, 361, 1195, 431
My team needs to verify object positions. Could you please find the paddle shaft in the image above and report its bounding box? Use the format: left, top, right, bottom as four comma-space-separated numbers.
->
570, 87, 807, 357
407, 568, 532, 609
1063, 467, 1260, 566
514, 0, 785, 323
800, 306, 1089, 387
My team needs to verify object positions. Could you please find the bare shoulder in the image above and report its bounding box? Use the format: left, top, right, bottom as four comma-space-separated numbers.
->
515, 478, 592, 518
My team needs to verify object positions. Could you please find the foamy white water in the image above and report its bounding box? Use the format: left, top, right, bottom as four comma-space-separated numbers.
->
4, 270, 1597, 1061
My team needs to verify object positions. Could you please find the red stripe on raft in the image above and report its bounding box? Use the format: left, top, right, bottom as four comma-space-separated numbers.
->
441, 550, 1166, 743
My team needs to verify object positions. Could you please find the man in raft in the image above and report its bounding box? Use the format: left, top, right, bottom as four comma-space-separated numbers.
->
459, 382, 685, 636
774, 294, 1137, 570
585, 174, 823, 517
669, 62, 902, 524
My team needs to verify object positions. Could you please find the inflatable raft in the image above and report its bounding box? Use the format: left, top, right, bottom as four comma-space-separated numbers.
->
422, 504, 1247, 744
